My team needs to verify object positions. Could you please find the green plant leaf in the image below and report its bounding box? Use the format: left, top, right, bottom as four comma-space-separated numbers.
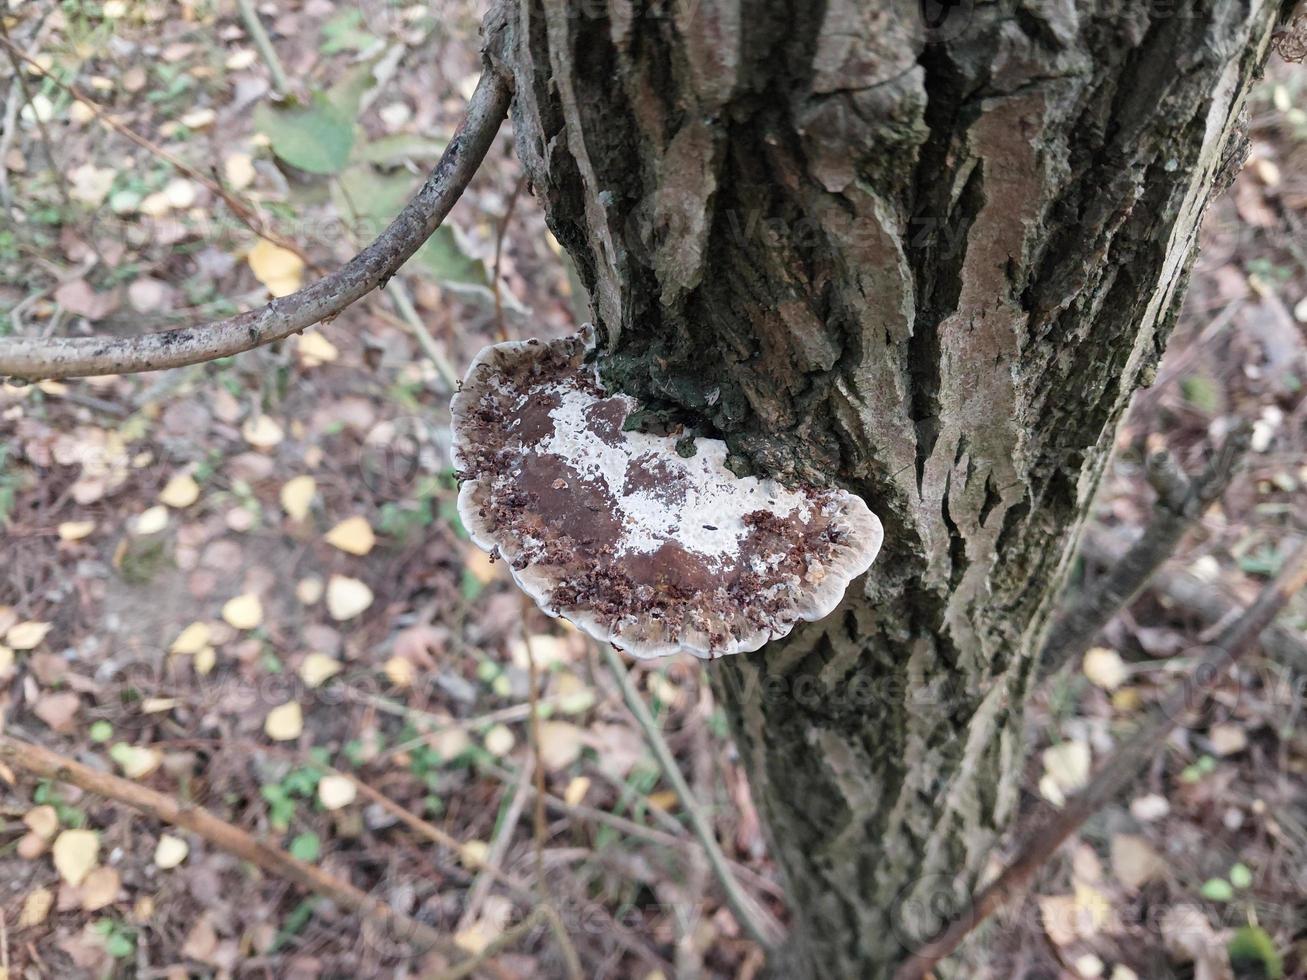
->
1229, 925, 1284, 979
255, 95, 355, 175
415, 225, 490, 294
1229, 862, 1253, 889
1200, 877, 1234, 902
289, 832, 321, 863
320, 9, 377, 54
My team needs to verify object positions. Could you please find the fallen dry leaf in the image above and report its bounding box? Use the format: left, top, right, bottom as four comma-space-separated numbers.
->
34, 691, 81, 733
1110, 833, 1166, 892
170, 621, 212, 655
538, 721, 585, 771
133, 505, 169, 535
296, 332, 339, 366
1040, 740, 1091, 805
241, 414, 285, 449
7, 620, 52, 650
154, 835, 189, 869
1208, 723, 1248, 757
1083, 647, 1128, 690
317, 774, 357, 811
80, 866, 120, 911
265, 702, 303, 741
158, 471, 200, 508
58, 520, 97, 541
482, 724, 515, 757
280, 475, 316, 521
248, 240, 304, 297
24, 805, 59, 840
298, 653, 342, 688
221, 593, 263, 631
52, 829, 100, 886
326, 576, 373, 621
19, 886, 54, 927
325, 516, 376, 556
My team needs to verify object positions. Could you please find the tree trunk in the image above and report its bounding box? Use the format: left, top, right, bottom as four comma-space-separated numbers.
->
488, 0, 1287, 974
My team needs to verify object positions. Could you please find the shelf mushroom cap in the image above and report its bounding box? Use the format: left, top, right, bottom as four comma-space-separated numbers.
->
449, 329, 883, 660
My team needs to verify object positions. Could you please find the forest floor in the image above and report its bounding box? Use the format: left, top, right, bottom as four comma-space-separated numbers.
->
0, 3, 1305, 979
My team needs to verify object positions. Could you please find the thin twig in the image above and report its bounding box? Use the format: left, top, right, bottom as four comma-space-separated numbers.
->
428, 908, 547, 980
457, 758, 533, 931
235, 0, 291, 96
0, 734, 453, 953
0, 69, 511, 380
895, 537, 1307, 980
0, 33, 310, 266
475, 757, 785, 899
522, 612, 585, 979
0, 7, 70, 210
491, 173, 524, 340
599, 642, 784, 950
1079, 525, 1307, 671
1039, 424, 1251, 678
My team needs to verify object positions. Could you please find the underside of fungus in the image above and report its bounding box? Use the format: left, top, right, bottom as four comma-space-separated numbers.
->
449, 329, 884, 659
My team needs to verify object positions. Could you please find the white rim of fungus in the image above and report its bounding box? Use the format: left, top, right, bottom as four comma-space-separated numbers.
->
450, 328, 884, 660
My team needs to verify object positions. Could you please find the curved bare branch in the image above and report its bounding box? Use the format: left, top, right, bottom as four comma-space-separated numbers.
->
0, 71, 512, 381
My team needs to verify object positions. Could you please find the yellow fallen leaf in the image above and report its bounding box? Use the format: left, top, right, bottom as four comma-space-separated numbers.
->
296, 577, 323, 604
7, 620, 52, 650
247, 239, 304, 297
223, 152, 255, 190
154, 834, 189, 869
538, 721, 585, 771
431, 727, 471, 761
141, 697, 179, 714
317, 774, 357, 810
280, 475, 316, 521
1041, 740, 1091, 800
19, 886, 54, 927
563, 776, 591, 806
23, 805, 59, 840
58, 520, 97, 541
326, 576, 373, 621
296, 332, 338, 366
454, 921, 499, 955
265, 701, 303, 741
1110, 833, 1165, 892
193, 646, 217, 675
158, 472, 200, 508
324, 516, 375, 556
133, 505, 169, 535
1083, 647, 1128, 691
459, 840, 488, 869
52, 829, 100, 886
299, 653, 342, 689
384, 655, 414, 688
221, 593, 263, 630
482, 724, 515, 757
80, 866, 120, 911
241, 414, 284, 449
114, 744, 161, 779
1209, 723, 1247, 756
464, 546, 499, 584
170, 621, 211, 655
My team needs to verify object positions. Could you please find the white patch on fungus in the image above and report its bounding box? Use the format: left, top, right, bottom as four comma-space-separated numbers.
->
449, 329, 883, 659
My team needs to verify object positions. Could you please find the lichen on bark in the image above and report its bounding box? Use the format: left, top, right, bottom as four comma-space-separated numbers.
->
489, 0, 1289, 973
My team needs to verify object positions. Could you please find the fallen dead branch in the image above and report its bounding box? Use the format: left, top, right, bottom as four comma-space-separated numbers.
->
0, 68, 511, 380
0, 733, 453, 954
896, 536, 1307, 980
1039, 427, 1250, 677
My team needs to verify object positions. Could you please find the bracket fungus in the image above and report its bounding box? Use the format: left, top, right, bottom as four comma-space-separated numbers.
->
449, 329, 883, 659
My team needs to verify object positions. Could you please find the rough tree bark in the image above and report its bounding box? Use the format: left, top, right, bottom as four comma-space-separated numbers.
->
487, 0, 1288, 974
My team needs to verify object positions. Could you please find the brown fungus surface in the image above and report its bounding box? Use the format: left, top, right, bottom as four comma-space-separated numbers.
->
449, 330, 884, 659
